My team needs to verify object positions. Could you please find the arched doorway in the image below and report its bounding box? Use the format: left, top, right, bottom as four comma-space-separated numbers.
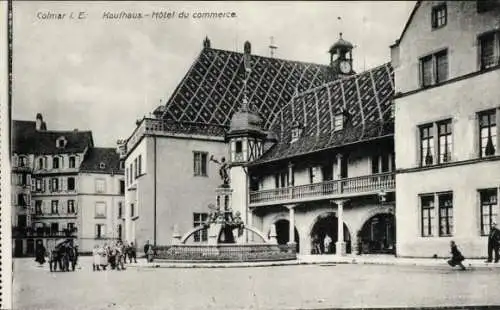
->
274, 219, 300, 252
359, 213, 395, 254
310, 213, 351, 254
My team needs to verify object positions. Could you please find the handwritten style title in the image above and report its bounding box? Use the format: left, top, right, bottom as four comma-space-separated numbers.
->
36, 10, 238, 21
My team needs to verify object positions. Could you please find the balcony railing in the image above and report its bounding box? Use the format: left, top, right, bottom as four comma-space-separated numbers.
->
250, 172, 395, 205
12, 227, 77, 238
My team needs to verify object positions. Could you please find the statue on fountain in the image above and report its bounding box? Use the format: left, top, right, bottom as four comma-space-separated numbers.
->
205, 203, 244, 243
209, 155, 229, 187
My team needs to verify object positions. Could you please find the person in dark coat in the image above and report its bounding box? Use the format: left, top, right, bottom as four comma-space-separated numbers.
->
486, 222, 500, 263
447, 241, 466, 270
35, 243, 46, 265
129, 242, 137, 263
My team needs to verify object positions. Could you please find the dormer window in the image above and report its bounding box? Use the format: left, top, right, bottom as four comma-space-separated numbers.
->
56, 136, 67, 149
334, 114, 345, 131
291, 121, 304, 143
99, 162, 106, 169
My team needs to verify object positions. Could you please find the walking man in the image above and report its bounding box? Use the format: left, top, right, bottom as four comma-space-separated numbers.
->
486, 222, 500, 263
129, 242, 137, 263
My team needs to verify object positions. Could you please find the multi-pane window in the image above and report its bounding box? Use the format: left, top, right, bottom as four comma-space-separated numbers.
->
67, 223, 75, 233
431, 4, 447, 29
134, 158, 138, 179
95, 202, 106, 218
51, 200, 59, 214
119, 180, 125, 195
38, 157, 44, 169
438, 193, 453, 236
18, 156, 27, 167
69, 156, 76, 168
480, 189, 498, 236
95, 179, 105, 193
35, 179, 43, 191
50, 178, 59, 192
480, 32, 498, 69
67, 177, 75, 191
53, 157, 59, 169
438, 120, 452, 163
193, 213, 208, 242
138, 155, 142, 176
420, 124, 434, 166
275, 171, 288, 187
35, 201, 42, 215
95, 224, 106, 239
67, 200, 75, 214
421, 195, 434, 237
420, 50, 448, 87
479, 110, 497, 157
51, 223, 59, 234
118, 202, 123, 218
193, 152, 208, 176
17, 194, 26, 206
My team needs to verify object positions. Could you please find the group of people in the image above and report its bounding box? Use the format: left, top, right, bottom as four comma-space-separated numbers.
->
34, 239, 79, 272
92, 241, 138, 271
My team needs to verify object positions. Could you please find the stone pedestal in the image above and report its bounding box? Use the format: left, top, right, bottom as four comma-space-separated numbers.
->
208, 224, 222, 245
171, 225, 181, 245
269, 224, 278, 245
336, 241, 346, 256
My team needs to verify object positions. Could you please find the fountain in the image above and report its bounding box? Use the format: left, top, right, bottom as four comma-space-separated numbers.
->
154, 164, 296, 263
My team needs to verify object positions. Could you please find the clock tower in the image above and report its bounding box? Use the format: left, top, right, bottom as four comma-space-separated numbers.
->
328, 32, 355, 79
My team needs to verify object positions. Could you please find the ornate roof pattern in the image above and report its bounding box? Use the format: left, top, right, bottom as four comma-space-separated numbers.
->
161, 47, 331, 131
252, 62, 395, 164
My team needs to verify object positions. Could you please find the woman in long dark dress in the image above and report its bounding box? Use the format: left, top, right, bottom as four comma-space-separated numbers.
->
35, 244, 46, 265
447, 240, 466, 270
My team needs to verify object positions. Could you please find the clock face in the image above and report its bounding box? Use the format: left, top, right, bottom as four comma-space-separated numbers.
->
339, 61, 351, 74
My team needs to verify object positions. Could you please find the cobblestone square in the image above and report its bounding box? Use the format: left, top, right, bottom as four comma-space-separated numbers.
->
13, 257, 500, 310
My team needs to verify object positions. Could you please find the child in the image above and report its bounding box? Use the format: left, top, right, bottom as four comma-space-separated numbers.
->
447, 240, 466, 270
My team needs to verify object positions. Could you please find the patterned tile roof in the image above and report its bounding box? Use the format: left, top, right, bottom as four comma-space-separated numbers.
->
251, 63, 395, 165
12, 120, 94, 155
161, 47, 331, 132
80, 147, 124, 174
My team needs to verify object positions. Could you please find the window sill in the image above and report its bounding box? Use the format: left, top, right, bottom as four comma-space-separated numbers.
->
193, 174, 208, 178
94, 216, 106, 219
399, 155, 500, 174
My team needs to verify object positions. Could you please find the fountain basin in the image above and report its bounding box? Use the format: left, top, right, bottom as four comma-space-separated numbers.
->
155, 244, 296, 263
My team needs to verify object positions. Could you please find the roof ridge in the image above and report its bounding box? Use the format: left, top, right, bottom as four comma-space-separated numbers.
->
208, 47, 330, 69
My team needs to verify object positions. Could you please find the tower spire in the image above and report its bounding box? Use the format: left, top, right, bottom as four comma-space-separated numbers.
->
269, 36, 278, 58
241, 41, 252, 112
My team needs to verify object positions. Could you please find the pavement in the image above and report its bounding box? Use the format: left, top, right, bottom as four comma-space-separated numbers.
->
128, 254, 500, 269
13, 257, 500, 310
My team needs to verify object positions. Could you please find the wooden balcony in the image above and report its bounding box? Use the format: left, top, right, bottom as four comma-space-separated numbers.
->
249, 172, 395, 207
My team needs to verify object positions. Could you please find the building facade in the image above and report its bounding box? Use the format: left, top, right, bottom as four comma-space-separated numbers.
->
122, 35, 397, 256
12, 114, 124, 256
393, 1, 500, 257
78, 147, 125, 252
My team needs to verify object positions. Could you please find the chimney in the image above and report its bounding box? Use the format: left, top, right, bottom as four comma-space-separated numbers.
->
35, 113, 47, 131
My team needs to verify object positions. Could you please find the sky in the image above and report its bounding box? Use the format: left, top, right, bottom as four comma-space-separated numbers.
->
12, 1, 415, 147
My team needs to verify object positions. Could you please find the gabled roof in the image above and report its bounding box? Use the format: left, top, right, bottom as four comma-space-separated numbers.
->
80, 147, 123, 174
161, 47, 332, 132
12, 120, 94, 155
251, 62, 395, 165
390, 1, 421, 48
